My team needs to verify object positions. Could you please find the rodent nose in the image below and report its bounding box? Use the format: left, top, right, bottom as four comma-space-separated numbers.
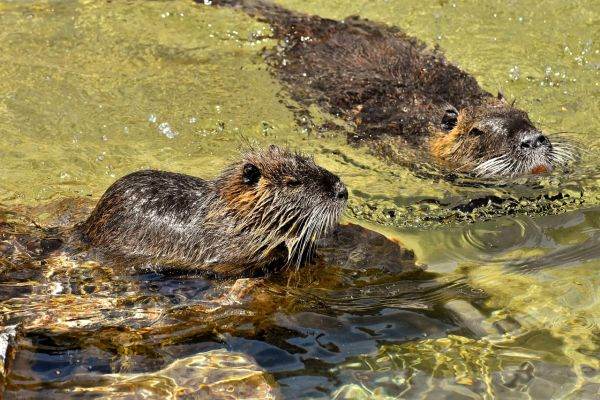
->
520, 132, 549, 149
334, 181, 348, 200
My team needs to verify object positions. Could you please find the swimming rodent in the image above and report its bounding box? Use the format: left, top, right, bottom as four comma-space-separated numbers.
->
78, 145, 348, 276
197, 0, 573, 178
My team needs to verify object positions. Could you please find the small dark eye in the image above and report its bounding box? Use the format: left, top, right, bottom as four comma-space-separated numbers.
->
441, 107, 458, 131
242, 163, 261, 185
469, 128, 484, 136
285, 177, 301, 187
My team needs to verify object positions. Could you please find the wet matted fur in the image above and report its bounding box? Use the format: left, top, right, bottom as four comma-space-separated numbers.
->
79, 146, 348, 276
198, 0, 574, 178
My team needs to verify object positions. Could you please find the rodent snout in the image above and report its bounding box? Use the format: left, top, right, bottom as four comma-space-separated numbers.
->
520, 132, 549, 150
334, 181, 348, 201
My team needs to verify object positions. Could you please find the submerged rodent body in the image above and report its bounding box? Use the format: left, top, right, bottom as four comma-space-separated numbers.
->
199, 0, 572, 177
79, 146, 348, 276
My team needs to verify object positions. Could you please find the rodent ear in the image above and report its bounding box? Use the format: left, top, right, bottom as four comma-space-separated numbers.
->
242, 163, 261, 185
441, 106, 458, 131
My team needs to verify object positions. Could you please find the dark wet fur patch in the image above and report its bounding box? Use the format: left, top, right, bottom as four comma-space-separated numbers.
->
202, 0, 491, 143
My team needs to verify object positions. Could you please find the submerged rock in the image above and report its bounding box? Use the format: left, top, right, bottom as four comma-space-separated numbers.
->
318, 223, 421, 274
443, 299, 498, 337
0, 217, 429, 336
0, 202, 475, 398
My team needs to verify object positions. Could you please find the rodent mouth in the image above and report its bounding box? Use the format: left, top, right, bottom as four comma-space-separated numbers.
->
531, 164, 551, 175
471, 150, 560, 178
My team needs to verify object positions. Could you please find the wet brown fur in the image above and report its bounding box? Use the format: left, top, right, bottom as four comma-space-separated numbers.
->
78, 146, 347, 276
200, 0, 568, 177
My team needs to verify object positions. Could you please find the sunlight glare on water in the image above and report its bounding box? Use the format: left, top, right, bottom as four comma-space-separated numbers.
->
0, 0, 598, 399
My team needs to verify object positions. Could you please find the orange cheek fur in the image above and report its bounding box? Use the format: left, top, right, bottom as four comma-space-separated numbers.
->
429, 112, 470, 162
430, 129, 462, 161
223, 179, 273, 217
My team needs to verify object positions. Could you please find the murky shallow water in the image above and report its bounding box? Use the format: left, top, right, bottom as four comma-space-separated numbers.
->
0, 0, 599, 399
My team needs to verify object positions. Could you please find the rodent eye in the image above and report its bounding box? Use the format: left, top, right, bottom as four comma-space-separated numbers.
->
242, 163, 261, 185
469, 128, 484, 137
441, 106, 458, 131
285, 177, 301, 187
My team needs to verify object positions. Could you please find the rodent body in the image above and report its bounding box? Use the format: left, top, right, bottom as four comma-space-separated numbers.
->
200, 0, 572, 177
79, 146, 347, 276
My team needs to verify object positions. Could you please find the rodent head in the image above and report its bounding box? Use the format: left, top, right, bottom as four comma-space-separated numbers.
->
430, 95, 572, 178
216, 145, 347, 266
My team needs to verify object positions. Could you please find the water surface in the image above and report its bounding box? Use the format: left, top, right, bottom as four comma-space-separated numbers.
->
0, 0, 599, 398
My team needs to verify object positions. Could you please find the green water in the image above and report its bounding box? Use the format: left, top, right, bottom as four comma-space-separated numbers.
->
0, 0, 599, 398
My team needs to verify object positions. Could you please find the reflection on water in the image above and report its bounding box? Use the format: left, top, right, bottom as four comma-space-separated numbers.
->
10, 348, 280, 399
333, 336, 598, 399
0, 0, 599, 399
0, 202, 459, 398
2, 201, 598, 398
332, 208, 600, 399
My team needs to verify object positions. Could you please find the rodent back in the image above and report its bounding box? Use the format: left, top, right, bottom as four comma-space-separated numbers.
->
81, 170, 218, 259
